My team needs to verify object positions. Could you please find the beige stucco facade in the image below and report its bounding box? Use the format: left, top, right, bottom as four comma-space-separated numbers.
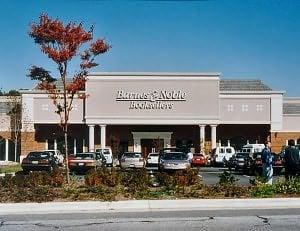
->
10, 72, 300, 159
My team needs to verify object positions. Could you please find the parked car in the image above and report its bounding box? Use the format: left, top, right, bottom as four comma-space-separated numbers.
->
68, 152, 106, 173
146, 152, 159, 167
192, 153, 207, 167
241, 144, 265, 158
230, 152, 251, 173
44, 149, 64, 166
252, 152, 284, 175
273, 153, 284, 174
96, 147, 113, 167
21, 151, 58, 173
159, 151, 191, 171
120, 152, 145, 168
211, 146, 235, 166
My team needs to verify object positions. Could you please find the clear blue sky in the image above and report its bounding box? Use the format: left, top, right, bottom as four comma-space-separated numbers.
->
0, 0, 299, 96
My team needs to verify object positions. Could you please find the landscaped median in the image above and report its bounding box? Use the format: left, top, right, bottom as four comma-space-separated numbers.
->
0, 168, 300, 203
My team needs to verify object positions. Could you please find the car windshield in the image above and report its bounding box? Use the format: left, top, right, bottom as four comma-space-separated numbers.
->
162, 152, 187, 160
28, 152, 50, 159
123, 153, 142, 158
75, 153, 95, 159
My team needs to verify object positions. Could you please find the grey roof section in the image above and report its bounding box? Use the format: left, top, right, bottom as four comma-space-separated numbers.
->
31, 77, 275, 92
220, 79, 273, 91
283, 103, 300, 115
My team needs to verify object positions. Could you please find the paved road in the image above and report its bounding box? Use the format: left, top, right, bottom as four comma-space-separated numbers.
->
1, 208, 300, 230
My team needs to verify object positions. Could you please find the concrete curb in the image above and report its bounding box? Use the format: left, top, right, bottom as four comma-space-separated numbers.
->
1, 198, 300, 215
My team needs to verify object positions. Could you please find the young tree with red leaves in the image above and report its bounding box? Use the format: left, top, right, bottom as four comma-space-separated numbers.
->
28, 14, 110, 183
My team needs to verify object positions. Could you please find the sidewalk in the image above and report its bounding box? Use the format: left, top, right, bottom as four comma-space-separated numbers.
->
1, 198, 300, 215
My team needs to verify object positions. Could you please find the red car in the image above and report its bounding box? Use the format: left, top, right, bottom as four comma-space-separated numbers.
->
192, 153, 207, 167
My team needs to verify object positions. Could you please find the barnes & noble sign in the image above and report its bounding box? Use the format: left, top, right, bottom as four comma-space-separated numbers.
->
116, 90, 187, 110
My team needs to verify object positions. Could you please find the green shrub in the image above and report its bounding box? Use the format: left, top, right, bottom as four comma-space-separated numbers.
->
218, 170, 238, 186
250, 183, 275, 198
216, 171, 248, 197
273, 177, 300, 194
250, 177, 300, 198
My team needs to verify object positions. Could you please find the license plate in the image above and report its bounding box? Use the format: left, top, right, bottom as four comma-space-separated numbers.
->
130, 164, 135, 167
32, 161, 38, 164
78, 163, 84, 166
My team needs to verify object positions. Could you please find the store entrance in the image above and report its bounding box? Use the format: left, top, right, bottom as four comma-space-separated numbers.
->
141, 139, 164, 158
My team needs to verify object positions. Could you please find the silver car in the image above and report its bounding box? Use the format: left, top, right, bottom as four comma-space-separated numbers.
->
120, 152, 145, 168
159, 151, 191, 171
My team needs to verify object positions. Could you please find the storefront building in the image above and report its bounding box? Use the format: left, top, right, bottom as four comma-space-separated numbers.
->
16, 72, 300, 160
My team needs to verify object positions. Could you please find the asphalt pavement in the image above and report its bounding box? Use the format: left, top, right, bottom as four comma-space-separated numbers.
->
1, 208, 300, 230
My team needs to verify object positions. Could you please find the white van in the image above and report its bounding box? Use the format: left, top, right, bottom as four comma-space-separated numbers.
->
211, 146, 235, 165
96, 148, 113, 166
241, 144, 265, 158
44, 150, 64, 166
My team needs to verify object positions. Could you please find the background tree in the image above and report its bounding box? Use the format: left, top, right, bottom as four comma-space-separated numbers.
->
0, 90, 21, 162
6, 92, 21, 162
27, 14, 110, 183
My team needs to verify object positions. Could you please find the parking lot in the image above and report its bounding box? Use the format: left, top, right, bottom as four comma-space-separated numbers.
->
197, 166, 283, 186
71, 166, 284, 186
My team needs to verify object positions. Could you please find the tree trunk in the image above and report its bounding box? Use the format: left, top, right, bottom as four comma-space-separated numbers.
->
14, 139, 17, 162
64, 125, 70, 184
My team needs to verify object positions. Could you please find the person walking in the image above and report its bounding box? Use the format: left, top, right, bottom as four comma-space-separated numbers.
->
284, 139, 300, 179
262, 141, 273, 185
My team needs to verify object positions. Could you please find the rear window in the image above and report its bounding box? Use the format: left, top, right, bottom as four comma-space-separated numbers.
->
236, 153, 249, 158
75, 153, 94, 159
193, 154, 204, 157
162, 152, 187, 160
123, 153, 142, 158
96, 149, 111, 155
28, 152, 50, 159
149, 153, 159, 157
226, 148, 232, 153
